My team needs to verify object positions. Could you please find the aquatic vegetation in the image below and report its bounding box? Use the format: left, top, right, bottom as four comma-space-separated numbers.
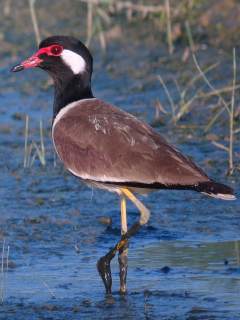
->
156, 22, 239, 176
23, 115, 46, 168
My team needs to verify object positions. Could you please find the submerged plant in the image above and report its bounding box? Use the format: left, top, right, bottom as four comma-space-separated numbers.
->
23, 115, 46, 168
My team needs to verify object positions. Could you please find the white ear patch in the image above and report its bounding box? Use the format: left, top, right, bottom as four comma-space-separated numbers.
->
61, 49, 86, 74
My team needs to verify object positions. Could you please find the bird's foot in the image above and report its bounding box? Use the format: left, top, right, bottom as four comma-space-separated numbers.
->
118, 244, 128, 294
97, 248, 116, 294
97, 224, 140, 294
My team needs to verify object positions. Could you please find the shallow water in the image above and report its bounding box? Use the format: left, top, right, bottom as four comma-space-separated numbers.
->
0, 41, 239, 319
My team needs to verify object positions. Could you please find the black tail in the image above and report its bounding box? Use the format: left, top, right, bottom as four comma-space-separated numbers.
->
196, 181, 236, 200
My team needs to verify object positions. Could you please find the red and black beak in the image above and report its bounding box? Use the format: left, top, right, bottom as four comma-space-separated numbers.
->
11, 52, 43, 72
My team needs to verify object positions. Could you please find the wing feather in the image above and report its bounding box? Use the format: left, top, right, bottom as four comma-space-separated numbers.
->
52, 99, 209, 186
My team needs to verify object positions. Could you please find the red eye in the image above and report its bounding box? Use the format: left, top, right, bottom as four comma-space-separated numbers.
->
50, 45, 63, 56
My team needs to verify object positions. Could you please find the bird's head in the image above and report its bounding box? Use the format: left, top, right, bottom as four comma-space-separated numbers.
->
11, 35, 93, 84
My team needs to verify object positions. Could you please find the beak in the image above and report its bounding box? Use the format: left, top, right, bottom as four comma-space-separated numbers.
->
11, 53, 43, 72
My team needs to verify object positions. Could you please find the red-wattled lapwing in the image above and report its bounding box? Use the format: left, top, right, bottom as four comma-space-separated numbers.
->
11, 36, 236, 295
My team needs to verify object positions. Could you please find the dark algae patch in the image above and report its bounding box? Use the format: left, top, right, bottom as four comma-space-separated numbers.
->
0, 0, 240, 319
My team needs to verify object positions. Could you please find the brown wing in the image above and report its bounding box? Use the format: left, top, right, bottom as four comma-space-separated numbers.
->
52, 98, 210, 187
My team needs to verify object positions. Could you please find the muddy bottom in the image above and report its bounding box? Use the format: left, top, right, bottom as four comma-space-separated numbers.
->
1, 234, 240, 319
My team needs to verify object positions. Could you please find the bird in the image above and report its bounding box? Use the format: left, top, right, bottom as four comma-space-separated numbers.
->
11, 35, 236, 295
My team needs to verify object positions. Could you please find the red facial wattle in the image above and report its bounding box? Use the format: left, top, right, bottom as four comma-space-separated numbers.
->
11, 44, 63, 72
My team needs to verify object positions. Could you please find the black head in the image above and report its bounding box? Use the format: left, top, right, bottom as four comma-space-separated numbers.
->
11, 35, 93, 84
11, 36, 94, 117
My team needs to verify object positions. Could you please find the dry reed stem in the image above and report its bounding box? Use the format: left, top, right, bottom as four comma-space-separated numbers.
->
28, 0, 41, 45
165, 0, 173, 55
185, 82, 240, 129
3, 0, 11, 16
6, 246, 9, 297
198, 84, 240, 98
205, 102, 225, 132
27, 143, 34, 167
185, 21, 195, 52
174, 88, 202, 122
78, 0, 165, 14
228, 48, 236, 175
0, 240, 5, 303
185, 21, 230, 113
115, 1, 164, 14
212, 141, 229, 152
186, 22, 239, 174
192, 54, 230, 115
42, 281, 56, 299
181, 63, 219, 99
98, 30, 106, 51
157, 75, 176, 119
39, 119, 46, 166
23, 116, 46, 168
162, 62, 219, 123
24, 115, 29, 168
97, 7, 111, 24
86, 1, 93, 47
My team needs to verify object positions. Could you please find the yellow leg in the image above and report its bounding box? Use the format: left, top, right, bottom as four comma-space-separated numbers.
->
120, 188, 150, 226
119, 194, 128, 293
120, 194, 127, 234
